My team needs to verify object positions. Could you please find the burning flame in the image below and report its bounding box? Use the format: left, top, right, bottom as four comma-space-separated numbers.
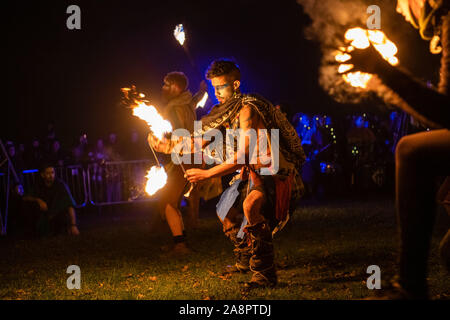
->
144, 165, 168, 196
132, 102, 173, 140
196, 92, 208, 109
174, 24, 185, 46
335, 27, 399, 88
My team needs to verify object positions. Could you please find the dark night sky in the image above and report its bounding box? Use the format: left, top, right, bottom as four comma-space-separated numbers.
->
3, 0, 440, 147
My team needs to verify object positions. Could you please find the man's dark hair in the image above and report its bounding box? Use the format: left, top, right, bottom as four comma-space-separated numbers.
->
165, 71, 189, 91
39, 162, 54, 173
205, 60, 241, 81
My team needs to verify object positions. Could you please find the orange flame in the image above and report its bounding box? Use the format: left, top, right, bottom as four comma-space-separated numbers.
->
335, 27, 399, 88
144, 166, 168, 196
132, 102, 173, 140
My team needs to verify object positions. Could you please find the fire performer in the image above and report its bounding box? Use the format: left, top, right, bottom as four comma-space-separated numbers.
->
343, 0, 450, 299
150, 60, 306, 288
151, 71, 197, 254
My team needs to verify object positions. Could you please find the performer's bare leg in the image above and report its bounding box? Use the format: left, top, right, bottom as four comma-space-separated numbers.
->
159, 165, 190, 254
395, 129, 450, 297
164, 203, 184, 237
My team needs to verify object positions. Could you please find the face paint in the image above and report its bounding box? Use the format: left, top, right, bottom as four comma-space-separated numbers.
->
211, 75, 236, 103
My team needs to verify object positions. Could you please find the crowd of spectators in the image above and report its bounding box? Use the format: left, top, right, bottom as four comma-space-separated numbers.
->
3, 110, 418, 202
4, 123, 150, 177
289, 110, 424, 198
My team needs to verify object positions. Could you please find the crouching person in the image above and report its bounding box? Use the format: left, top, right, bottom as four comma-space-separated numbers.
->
23, 164, 80, 236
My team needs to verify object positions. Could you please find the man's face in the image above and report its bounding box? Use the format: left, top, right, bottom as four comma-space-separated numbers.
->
41, 167, 56, 185
211, 75, 239, 104
161, 79, 181, 102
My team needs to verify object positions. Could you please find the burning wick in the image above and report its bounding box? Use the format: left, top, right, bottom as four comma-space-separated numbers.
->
132, 101, 173, 196
196, 92, 208, 109
145, 166, 168, 196
335, 27, 399, 88
174, 24, 185, 46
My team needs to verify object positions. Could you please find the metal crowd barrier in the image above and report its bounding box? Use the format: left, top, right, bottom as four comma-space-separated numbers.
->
87, 159, 155, 206
0, 160, 157, 209
20, 165, 88, 209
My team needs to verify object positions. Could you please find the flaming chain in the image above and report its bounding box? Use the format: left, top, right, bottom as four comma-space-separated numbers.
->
335, 27, 399, 88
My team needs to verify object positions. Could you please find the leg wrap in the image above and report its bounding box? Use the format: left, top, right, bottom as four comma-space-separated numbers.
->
246, 221, 277, 285
225, 226, 251, 272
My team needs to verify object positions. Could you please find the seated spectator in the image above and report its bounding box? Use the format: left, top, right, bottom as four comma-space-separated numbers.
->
22, 164, 80, 236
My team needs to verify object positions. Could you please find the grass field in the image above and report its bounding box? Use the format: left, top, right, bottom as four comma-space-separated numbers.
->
1, 196, 449, 300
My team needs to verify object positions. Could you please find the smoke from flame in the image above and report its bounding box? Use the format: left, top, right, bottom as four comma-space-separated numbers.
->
297, 0, 409, 110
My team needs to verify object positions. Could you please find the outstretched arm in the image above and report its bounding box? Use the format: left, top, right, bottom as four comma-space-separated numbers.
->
345, 37, 450, 129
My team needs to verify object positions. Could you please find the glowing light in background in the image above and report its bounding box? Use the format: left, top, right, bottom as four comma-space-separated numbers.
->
174, 24, 185, 46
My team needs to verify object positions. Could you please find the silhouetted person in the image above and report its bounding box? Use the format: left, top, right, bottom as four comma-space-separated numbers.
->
345, 0, 450, 299
23, 164, 80, 237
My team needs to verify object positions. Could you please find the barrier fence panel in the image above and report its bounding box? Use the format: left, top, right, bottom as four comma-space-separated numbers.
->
1, 160, 157, 211
20, 166, 88, 209
87, 159, 155, 206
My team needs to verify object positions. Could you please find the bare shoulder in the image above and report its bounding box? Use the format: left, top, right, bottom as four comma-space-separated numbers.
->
239, 103, 259, 121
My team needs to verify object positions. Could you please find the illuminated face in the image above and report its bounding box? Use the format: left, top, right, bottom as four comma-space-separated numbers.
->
161, 79, 181, 102
211, 75, 240, 104
41, 167, 56, 185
